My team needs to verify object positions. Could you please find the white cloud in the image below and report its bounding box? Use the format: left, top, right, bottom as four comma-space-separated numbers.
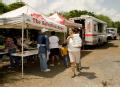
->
3, 0, 16, 4
95, 7, 120, 21
23, 0, 47, 7
3, 0, 120, 21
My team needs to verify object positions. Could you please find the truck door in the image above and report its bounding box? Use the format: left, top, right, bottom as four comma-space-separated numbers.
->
74, 19, 85, 39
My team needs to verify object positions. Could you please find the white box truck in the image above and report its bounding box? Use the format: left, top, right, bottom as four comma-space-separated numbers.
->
69, 15, 107, 46
106, 28, 118, 40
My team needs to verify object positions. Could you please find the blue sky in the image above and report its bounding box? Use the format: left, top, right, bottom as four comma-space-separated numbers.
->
3, 0, 120, 21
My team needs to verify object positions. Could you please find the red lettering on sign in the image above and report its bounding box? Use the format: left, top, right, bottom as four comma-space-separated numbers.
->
31, 13, 44, 20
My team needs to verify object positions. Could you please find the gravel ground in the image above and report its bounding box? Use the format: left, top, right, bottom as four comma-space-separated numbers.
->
0, 40, 120, 87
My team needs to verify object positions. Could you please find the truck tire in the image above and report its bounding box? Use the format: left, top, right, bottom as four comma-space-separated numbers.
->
107, 36, 112, 40
97, 39, 101, 47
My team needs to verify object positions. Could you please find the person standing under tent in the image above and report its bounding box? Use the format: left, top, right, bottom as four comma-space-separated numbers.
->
49, 31, 60, 66
67, 28, 82, 78
5, 37, 20, 68
37, 29, 50, 72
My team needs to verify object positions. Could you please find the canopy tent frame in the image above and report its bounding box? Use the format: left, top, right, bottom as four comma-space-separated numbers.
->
21, 14, 24, 78
48, 13, 82, 28
0, 13, 66, 78
0, 6, 67, 78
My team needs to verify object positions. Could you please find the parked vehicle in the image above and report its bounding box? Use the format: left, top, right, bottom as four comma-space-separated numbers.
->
69, 15, 107, 46
106, 28, 118, 40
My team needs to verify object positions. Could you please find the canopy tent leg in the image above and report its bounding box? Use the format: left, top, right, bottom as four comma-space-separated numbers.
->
21, 14, 25, 78
26, 29, 29, 40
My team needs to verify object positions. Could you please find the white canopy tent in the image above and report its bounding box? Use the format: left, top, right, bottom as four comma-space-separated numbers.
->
0, 6, 67, 32
48, 13, 82, 28
0, 5, 67, 78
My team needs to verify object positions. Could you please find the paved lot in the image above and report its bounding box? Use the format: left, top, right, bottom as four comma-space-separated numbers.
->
0, 40, 120, 87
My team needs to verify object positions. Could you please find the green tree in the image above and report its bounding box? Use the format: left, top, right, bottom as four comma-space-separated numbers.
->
96, 15, 113, 27
113, 21, 120, 34
61, 10, 96, 19
0, 2, 9, 14
8, 2, 25, 11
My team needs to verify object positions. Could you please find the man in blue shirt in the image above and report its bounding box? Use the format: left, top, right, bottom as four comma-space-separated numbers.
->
37, 29, 50, 72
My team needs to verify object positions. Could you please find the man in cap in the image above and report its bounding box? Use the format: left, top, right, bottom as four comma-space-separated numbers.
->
37, 28, 50, 72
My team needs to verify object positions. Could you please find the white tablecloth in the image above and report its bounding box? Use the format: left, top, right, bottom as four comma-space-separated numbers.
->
11, 50, 38, 57
0, 52, 8, 55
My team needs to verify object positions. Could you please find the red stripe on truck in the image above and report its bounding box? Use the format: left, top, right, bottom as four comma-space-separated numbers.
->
85, 34, 97, 36
85, 41, 92, 43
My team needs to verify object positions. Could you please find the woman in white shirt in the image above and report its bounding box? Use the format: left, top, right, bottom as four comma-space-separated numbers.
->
67, 28, 82, 78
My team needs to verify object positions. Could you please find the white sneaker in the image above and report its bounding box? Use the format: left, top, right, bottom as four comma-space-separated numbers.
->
44, 69, 51, 72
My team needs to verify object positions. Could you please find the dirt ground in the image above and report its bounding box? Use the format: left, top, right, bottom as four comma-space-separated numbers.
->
0, 40, 120, 87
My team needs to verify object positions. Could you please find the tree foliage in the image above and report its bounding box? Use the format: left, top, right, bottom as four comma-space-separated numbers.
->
96, 15, 113, 27
113, 21, 120, 34
0, 2, 25, 14
61, 10, 96, 19
8, 2, 25, 11
0, 2, 9, 14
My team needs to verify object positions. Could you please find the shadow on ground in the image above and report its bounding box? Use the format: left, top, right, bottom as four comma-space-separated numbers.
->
113, 60, 120, 63
0, 62, 66, 85
80, 66, 90, 70
0, 65, 22, 84
78, 71, 97, 79
98, 41, 119, 49
81, 50, 92, 58
24, 63, 66, 78
76, 66, 97, 80
83, 41, 119, 50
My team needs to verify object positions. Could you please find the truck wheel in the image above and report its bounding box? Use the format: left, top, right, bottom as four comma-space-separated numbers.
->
107, 36, 112, 40
97, 39, 101, 47
104, 39, 108, 44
